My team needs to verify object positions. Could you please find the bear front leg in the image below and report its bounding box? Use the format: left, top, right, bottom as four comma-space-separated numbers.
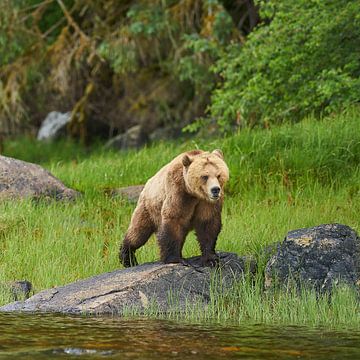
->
194, 218, 222, 267
157, 222, 187, 265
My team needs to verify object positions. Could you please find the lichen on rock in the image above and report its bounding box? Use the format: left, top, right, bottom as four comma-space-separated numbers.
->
265, 223, 360, 294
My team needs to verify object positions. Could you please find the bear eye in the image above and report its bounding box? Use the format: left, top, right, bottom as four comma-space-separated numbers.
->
217, 175, 221, 180
201, 175, 209, 181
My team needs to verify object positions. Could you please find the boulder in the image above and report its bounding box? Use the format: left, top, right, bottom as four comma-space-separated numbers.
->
109, 185, 144, 203
37, 111, 71, 141
0, 155, 79, 201
0, 281, 33, 301
149, 126, 182, 142
265, 224, 360, 294
0, 252, 255, 315
104, 125, 148, 150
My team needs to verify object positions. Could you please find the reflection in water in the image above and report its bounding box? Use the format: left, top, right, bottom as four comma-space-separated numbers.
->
0, 313, 359, 359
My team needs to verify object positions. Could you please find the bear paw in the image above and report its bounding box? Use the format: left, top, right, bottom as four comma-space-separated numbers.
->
163, 256, 190, 266
200, 254, 220, 267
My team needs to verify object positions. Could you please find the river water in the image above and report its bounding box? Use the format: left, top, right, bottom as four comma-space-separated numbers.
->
0, 313, 359, 359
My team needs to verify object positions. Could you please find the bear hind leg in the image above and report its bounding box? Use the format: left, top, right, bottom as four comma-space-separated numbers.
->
119, 207, 154, 267
120, 234, 139, 267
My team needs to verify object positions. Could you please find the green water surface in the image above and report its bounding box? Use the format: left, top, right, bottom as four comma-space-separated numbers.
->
0, 314, 359, 359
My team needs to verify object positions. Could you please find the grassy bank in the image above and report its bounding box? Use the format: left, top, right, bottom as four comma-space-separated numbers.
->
1, 108, 359, 328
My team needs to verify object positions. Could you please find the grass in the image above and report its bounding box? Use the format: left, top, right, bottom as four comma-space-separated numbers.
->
161, 278, 360, 329
1, 107, 360, 328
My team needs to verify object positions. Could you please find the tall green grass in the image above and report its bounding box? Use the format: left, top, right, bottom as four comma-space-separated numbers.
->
1, 108, 359, 327
110, 273, 360, 329
159, 277, 360, 329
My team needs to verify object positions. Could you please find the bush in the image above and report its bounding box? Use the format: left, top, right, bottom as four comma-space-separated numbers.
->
210, 0, 360, 131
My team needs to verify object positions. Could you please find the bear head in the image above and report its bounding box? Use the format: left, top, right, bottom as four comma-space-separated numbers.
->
182, 149, 229, 202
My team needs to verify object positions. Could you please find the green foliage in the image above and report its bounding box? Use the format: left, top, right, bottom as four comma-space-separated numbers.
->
127, 3, 168, 36
97, 41, 138, 75
176, 34, 220, 90
37, 0, 75, 40
210, 0, 360, 130
0, 0, 73, 66
2, 0, 360, 140
0, 1, 34, 66
97, 1, 178, 75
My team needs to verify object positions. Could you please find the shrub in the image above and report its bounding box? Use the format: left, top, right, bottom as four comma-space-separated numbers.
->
210, 0, 360, 131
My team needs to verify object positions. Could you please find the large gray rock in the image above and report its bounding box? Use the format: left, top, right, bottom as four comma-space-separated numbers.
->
0, 281, 32, 301
37, 111, 71, 141
104, 125, 148, 150
0, 155, 79, 201
149, 126, 181, 142
109, 185, 144, 203
0, 253, 255, 315
265, 224, 360, 294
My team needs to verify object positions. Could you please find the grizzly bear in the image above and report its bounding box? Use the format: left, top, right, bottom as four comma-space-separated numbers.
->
119, 149, 229, 267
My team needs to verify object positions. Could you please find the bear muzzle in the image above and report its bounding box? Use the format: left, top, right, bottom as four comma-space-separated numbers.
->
209, 186, 221, 201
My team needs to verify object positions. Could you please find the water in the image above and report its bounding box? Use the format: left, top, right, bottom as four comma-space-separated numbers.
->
0, 313, 359, 359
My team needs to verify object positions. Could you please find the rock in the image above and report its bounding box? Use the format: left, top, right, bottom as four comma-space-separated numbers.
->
265, 224, 360, 294
0, 252, 255, 315
104, 125, 148, 150
9, 281, 33, 301
149, 126, 182, 142
37, 111, 71, 141
109, 185, 144, 203
0, 155, 80, 201
0, 281, 33, 301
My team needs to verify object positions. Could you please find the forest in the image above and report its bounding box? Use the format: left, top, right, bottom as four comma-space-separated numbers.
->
1, 0, 359, 140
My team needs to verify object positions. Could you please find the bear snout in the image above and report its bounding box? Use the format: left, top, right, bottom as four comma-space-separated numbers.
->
211, 186, 220, 196
210, 186, 221, 199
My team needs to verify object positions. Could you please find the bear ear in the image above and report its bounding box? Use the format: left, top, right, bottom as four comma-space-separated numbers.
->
182, 154, 192, 168
212, 149, 224, 160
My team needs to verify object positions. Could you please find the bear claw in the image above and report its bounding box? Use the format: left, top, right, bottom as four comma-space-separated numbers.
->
200, 255, 220, 267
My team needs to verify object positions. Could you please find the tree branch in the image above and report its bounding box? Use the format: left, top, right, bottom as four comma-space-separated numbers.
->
56, 0, 90, 43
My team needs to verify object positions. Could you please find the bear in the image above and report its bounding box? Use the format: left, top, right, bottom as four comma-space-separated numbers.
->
119, 149, 229, 267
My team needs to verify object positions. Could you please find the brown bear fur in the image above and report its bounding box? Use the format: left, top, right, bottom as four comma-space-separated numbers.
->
119, 149, 229, 267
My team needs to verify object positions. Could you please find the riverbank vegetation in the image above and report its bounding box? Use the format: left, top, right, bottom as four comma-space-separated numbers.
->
1, 108, 359, 328
1, 0, 359, 139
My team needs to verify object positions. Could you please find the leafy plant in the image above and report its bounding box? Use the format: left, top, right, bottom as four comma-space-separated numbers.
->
210, 0, 360, 131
